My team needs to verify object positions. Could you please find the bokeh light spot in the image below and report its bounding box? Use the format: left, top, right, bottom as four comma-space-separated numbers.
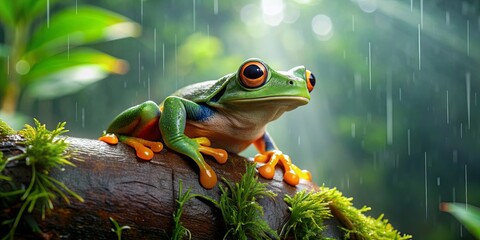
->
262, 0, 285, 26
240, 4, 261, 26
311, 14, 333, 40
262, 0, 284, 16
16, 60, 30, 75
358, 0, 377, 13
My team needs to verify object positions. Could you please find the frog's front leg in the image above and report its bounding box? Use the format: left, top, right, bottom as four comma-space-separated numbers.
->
160, 96, 228, 189
99, 101, 164, 160
253, 132, 312, 186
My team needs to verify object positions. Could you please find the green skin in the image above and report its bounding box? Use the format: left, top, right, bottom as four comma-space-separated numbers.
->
101, 58, 315, 189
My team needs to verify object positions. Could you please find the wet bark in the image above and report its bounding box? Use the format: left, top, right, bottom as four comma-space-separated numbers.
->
0, 135, 345, 239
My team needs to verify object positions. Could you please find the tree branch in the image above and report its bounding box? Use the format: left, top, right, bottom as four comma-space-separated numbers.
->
1, 135, 345, 239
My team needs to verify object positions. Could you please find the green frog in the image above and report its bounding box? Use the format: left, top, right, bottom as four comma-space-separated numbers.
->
99, 58, 316, 189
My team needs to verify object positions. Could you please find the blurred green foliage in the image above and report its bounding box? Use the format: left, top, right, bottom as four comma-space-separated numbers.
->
0, 0, 140, 128
1, 0, 479, 239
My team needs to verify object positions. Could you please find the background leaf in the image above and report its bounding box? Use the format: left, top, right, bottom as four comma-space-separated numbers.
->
0, 0, 16, 26
24, 49, 129, 99
22, 48, 127, 86
22, 0, 61, 22
0, 0, 61, 26
26, 65, 109, 99
441, 203, 480, 238
0, 44, 8, 58
26, 6, 140, 61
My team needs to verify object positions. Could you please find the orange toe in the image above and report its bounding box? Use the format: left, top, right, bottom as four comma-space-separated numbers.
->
149, 142, 163, 152
258, 164, 275, 179
199, 164, 217, 189
283, 171, 300, 186
199, 146, 228, 164
135, 145, 154, 160
99, 134, 118, 145
291, 164, 312, 181
301, 170, 312, 181
254, 153, 269, 163
136, 138, 163, 153
123, 138, 154, 160
194, 137, 211, 147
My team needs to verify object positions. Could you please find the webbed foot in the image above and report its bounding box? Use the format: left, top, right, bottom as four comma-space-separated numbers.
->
194, 137, 228, 164
190, 137, 228, 189
99, 134, 163, 160
254, 150, 312, 186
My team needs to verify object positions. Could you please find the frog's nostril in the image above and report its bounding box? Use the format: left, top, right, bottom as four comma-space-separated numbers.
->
288, 80, 294, 85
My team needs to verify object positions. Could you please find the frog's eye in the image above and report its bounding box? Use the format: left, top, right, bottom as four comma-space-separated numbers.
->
239, 61, 268, 88
306, 70, 316, 92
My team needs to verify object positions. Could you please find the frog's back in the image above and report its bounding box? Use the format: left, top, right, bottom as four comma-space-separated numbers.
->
171, 75, 231, 103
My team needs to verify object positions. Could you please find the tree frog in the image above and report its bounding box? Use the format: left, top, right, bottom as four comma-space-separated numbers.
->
99, 58, 316, 189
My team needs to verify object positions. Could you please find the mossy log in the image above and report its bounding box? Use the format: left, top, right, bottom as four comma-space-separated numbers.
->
0, 135, 346, 239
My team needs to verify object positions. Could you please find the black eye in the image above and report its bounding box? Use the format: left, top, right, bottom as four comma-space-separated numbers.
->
239, 61, 268, 88
309, 73, 316, 87
306, 70, 315, 92
244, 65, 264, 79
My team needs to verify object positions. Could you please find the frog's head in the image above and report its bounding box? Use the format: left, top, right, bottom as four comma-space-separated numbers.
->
209, 58, 316, 112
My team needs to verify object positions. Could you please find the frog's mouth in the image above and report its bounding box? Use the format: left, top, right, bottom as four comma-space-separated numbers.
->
225, 96, 309, 120
227, 96, 309, 113
229, 96, 310, 105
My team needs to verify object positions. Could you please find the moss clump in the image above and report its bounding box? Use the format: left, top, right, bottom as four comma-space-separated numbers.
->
1, 119, 83, 239
281, 190, 332, 240
171, 164, 410, 240
172, 164, 278, 240
219, 163, 278, 239
0, 119, 15, 136
318, 186, 411, 240
19, 120, 74, 172
200, 162, 278, 240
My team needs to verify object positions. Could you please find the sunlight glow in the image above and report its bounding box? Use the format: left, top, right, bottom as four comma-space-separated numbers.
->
68, 65, 106, 83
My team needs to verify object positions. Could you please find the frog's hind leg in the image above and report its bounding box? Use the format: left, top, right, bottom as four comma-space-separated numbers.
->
99, 100, 163, 160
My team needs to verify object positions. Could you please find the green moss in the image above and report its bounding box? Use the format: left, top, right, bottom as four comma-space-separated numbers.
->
281, 190, 332, 240
318, 186, 411, 240
218, 163, 278, 239
0, 119, 15, 136
172, 180, 200, 240
19, 119, 75, 171
199, 162, 278, 240
168, 163, 409, 240
1, 119, 84, 239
